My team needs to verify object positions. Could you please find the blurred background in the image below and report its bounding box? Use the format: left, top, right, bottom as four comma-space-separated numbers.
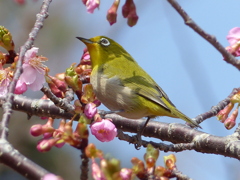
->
0, 0, 239, 179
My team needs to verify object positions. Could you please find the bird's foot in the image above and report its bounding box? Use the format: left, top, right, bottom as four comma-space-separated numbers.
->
134, 133, 142, 150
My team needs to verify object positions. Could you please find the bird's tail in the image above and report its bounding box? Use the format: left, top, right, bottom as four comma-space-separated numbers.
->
172, 108, 202, 129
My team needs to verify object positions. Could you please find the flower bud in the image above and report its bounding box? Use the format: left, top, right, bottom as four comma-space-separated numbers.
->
86, 0, 100, 13
85, 143, 98, 158
122, 0, 132, 18
0, 26, 14, 51
107, 0, 120, 25
144, 144, 159, 168
120, 168, 132, 180
30, 124, 43, 137
37, 139, 56, 152
231, 92, 240, 104
216, 103, 234, 122
84, 102, 97, 119
224, 108, 238, 130
164, 154, 176, 170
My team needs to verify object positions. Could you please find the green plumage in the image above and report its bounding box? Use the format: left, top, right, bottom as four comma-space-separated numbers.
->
77, 36, 201, 128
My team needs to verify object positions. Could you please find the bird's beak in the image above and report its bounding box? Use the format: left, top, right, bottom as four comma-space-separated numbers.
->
76, 37, 93, 45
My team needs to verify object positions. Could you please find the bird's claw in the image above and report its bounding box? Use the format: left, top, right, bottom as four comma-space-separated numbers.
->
134, 133, 142, 150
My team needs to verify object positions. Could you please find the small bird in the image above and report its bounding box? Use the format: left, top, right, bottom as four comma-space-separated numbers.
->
77, 36, 201, 146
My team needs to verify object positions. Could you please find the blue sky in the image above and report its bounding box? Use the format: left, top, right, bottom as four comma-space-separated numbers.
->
73, 1, 240, 179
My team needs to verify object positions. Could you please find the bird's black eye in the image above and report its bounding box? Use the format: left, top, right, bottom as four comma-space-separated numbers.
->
99, 38, 110, 47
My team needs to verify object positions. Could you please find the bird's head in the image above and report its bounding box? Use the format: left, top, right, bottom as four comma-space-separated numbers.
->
77, 36, 128, 67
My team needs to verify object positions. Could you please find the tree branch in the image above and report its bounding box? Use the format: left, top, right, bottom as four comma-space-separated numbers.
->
194, 88, 240, 124
2, 92, 240, 160
41, 86, 75, 113
111, 114, 240, 160
0, 140, 49, 179
167, 0, 240, 70
1, 0, 52, 139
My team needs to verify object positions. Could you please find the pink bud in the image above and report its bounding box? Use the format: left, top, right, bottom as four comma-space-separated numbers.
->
82, 0, 87, 5
30, 124, 43, 136
93, 99, 101, 107
14, 80, 27, 94
107, 0, 120, 25
224, 108, 238, 130
120, 168, 132, 180
86, 0, 100, 13
43, 132, 53, 139
92, 159, 106, 180
55, 142, 65, 148
122, 0, 132, 18
216, 103, 234, 122
84, 103, 97, 119
127, 11, 138, 27
37, 138, 59, 152
37, 139, 52, 152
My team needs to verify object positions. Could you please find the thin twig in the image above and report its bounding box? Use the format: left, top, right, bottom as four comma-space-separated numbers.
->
64, 88, 75, 103
1, 0, 52, 139
167, 0, 240, 70
41, 86, 75, 113
79, 139, 89, 180
117, 129, 195, 152
194, 88, 240, 124
172, 168, 192, 180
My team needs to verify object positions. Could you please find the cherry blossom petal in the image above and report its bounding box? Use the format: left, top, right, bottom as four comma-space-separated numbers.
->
226, 27, 240, 45
90, 119, 117, 142
20, 64, 37, 84
24, 47, 39, 63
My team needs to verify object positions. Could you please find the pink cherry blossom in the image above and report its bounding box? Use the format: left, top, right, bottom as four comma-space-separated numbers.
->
227, 27, 240, 45
19, 47, 47, 91
90, 119, 117, 142
92, 159, 106, 180
86, 0, 100, 13
226, 27, 240, 56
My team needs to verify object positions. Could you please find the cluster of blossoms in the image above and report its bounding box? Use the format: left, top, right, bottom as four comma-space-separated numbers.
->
0, 26, 117, 152
82, 0, 139, 27
216, 27, 240, 129
29, 48, 117, 152
217, 91, 240, 130
15, 0, 139, 27
86, 143, 178, 180
0, 26, 47, 97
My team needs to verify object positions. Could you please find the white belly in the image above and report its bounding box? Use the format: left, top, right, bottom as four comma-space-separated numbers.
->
90, 72, 149, 119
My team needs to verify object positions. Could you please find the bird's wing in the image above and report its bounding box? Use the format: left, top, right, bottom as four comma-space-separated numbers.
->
124, 77, 175, 111
102, 56, 176, 110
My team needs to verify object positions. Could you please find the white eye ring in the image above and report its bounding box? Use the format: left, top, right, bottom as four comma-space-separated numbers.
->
99, 38, 110, 47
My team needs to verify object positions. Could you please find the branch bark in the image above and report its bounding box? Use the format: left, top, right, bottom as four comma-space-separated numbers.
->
0, 140, 49, 179
167, 0, 240, 70
2, 92, 240, 160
